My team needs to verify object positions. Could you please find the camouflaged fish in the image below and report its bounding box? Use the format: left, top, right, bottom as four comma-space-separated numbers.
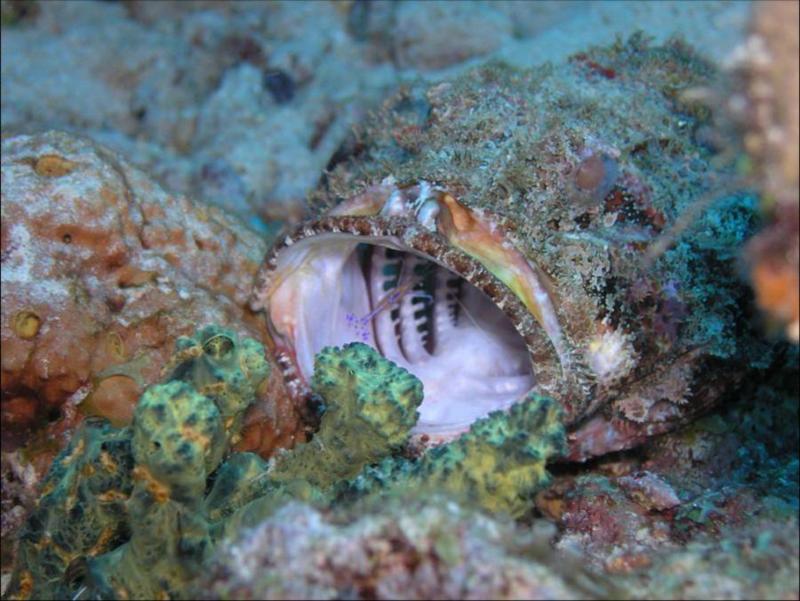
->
251, 38, 766, 461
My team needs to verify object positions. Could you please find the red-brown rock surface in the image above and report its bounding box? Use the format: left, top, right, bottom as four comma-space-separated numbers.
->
0, 130, 303, 490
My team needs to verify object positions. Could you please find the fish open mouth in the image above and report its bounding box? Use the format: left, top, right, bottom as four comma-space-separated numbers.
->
253, 181, 570, 440
267, 234, 535, 434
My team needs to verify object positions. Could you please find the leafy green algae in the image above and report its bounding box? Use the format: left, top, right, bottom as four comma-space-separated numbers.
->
346, 393, 566, 518
271, 342, 423, 489
5, 326, 269, 600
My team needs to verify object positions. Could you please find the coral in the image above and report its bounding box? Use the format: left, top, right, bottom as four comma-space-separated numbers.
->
7, 333, 797, 600
254, 344, 562, 519
412, 394, 565, 517
201, 343, 424, 538
4, 326, 271, 600
7, 338, 555, 598
5, 420, 134, 600
204, 451, 271, 525
162, 325, 271, 448
82, 330, 272, 599
345, 393, 565, 519
269, 342, 423, 490
130, 382, 226, 504
84, 381, 224, 600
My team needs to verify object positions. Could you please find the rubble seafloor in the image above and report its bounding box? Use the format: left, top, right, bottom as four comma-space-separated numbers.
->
1, 1, 798, 600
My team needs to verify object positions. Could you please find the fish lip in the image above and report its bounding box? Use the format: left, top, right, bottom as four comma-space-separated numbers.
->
253, 213, 581, 432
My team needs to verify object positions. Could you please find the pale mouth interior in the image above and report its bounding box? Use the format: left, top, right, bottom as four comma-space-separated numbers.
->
269, 235, 534, 434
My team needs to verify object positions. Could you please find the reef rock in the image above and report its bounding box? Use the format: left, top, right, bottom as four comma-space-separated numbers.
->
193, 498, 606, 601
0, 0, 398, 223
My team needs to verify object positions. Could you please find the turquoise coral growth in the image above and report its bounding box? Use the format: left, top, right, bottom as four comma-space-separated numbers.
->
7, 336, 565, 599
269, 342, 423, 489
86, 381, 225, 599
5, 326, 270, 601
131, 381, 226, 503
414, 394, 566, 517
348, 394, 566, 518
204, 451, 270, 525
6, 421, 134, 600
162, 325, 271, 446
208, 342, 424, 536
219, 345, 564, 534
83, 329, 270, 600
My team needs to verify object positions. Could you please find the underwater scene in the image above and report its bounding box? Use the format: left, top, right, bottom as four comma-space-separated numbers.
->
1, 1, 798, 599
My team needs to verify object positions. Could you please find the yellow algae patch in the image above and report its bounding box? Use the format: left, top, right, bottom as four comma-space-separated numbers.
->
99, 450, 118, 473
14, 310, 41, 339
106, 331, 126, 361
34, 154, 77, 177
97, 490, 129, 503
61, 438, 86, 466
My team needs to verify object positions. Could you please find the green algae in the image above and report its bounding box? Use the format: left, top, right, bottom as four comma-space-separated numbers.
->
5, 326, 269, 600
346, 394, 566, 518
270, 342, 423, 489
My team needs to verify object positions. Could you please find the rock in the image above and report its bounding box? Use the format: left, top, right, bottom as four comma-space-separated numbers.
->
194, 498, 605, 600
1, 131, 277, 437
391, 2, 513, 70
618, 471, 681, 512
